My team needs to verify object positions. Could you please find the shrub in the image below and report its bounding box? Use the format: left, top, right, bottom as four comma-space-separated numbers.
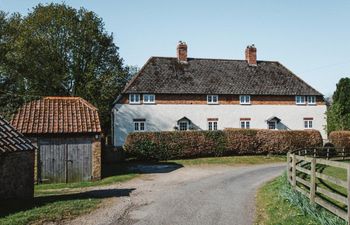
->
329, 131, 350, 148
124, 129, 323, 160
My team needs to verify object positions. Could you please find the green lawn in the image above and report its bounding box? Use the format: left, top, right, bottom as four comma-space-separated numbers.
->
167, 155, 286, 166
256, 174, 346, 225
256, 175, 320, 225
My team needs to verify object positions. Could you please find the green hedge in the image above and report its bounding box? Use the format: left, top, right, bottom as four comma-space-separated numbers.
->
124, 129, 323, 160
329, 131, 350, 148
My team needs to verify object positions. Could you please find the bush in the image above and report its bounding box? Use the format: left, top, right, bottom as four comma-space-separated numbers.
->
124, 129, 323, 160
329, 131, 350, 148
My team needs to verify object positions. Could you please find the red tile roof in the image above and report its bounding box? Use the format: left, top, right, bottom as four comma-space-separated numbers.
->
11, 97, 101, 134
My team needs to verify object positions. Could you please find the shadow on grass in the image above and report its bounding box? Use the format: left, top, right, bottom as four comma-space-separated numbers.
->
0, 187, 135, 218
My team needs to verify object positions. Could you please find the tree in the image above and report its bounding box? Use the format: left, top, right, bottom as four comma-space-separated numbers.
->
327, 78, 350, 133
0, 3, 130, 135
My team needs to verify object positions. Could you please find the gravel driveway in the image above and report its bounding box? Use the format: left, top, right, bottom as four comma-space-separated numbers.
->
65, 163, 284, 225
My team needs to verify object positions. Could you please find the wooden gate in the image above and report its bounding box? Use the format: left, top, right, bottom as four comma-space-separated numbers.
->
39, 137, 92, 183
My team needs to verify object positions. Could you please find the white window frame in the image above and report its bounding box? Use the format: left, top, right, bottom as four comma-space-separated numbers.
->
240, 120, 250, 129
268, 121, 277, 130
143, 94, 155, 104
304, 119, 313, 129
179, 121, 189, 131
240, 95, 251, 105
307, 96, 316, 105
207, 95, 219, 104
208, 121, 218, 131
129, 94, 141, 104
295, 96, 306, 105
134, 121, 145, 132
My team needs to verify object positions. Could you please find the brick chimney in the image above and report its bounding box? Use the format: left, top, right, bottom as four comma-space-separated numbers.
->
177, 41, 187, 62
245, 44, 257, 66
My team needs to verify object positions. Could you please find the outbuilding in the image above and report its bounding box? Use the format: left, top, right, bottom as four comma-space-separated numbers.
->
11, 97, 102, 183
0, 116, 35, 199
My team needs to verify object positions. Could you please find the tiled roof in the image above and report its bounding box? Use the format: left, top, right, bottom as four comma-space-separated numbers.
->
11, 97, 101, 134
0, 116, 35, 153
123, 57, 323, 96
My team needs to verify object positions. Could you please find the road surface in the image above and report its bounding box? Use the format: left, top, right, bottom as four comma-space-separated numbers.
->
67, 163, 284, 225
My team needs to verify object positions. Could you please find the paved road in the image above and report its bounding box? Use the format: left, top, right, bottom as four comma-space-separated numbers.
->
67, 164, 284, 225
118, 164, 284, 225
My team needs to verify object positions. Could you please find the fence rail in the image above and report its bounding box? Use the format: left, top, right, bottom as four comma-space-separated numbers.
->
287, 148, 350, 222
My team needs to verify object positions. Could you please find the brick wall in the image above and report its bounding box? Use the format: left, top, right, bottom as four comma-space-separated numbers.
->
118, 94, 325, 105
92, 138, 101, 180
0, 151, 34, 200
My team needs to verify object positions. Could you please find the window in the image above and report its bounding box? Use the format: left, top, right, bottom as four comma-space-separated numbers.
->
240, 119, 250, 129
304, 118, 313, 129
129, 94, 140, 104
143, 94, 155, 104
208, 121, 218, 130
296, 96, 306, 105
133, 119, 145, 131
240, 95, 251, 105
307, 96, 316, 105
268, 121, 277, 130
179, 121, 188, 131
207, 95, 219, 104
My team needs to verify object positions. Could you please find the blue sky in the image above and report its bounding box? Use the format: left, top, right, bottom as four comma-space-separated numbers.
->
1, 0, 349, 96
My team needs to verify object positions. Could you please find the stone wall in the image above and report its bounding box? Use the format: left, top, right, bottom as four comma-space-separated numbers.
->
0, 151, 34, 200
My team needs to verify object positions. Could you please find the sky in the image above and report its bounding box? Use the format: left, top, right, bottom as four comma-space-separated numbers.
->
1, 0, 349, 96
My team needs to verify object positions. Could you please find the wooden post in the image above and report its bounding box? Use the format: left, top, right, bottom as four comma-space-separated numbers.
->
310, 158, 316, 203
327, 148, 330, 160
347, 164, 350, 223
292, 154, 296, 188
287, 152, 291, 183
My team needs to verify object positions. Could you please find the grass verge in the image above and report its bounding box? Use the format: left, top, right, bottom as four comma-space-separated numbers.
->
256, 174, 346, 225
0, 198, 101, 225
167, 155, 286, 166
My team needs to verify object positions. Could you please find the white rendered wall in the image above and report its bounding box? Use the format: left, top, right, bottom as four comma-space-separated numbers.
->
113, 104, 327, 146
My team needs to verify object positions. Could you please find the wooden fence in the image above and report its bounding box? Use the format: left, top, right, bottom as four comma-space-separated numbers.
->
287, 148, 350, 222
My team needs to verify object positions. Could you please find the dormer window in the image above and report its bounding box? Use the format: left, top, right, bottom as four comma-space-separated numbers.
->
307, 96, 316, 105
207, 95, 219, 104
129, 94, 140, 104
240, 95, 251, 105
143, 94, 155, 104
295, 96, 306, 105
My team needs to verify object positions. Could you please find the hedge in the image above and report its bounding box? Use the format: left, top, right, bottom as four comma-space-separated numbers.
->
124, 129, 323, 160
329, 131, 350, 148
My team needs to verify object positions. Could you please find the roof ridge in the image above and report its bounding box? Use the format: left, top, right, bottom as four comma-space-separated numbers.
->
150, 56, 280, 63
43, 96, 98, 110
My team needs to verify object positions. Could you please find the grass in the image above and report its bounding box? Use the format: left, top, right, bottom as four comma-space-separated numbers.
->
167, 155, 286, 166
256, 174, 346, 225
0, 198, 101, 225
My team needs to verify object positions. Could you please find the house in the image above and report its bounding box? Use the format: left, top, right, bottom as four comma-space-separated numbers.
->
112, 42, 327, 147
0, 116, 35, 200
11, 97, 102, 183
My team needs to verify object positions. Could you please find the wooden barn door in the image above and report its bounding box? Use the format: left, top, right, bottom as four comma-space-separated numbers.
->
66, 138, 92, 183
39, 138, 92, 183
39, 138, 67, 183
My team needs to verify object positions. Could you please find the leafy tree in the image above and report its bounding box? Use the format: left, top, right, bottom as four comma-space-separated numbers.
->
327, 78, 350, 133
0, 3, 130, 135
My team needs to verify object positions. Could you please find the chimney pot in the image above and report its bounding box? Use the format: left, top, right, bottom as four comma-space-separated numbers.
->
245, 44, 257, 66
177, 41, 188, 63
